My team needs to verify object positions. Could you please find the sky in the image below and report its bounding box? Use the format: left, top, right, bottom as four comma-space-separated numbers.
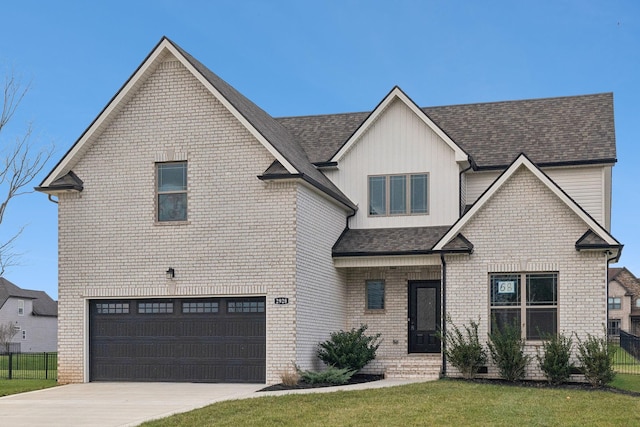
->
0, 0, 638, 300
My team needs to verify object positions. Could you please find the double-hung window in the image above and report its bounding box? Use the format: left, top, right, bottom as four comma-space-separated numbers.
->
368, 173, 428, 216
157, 162, 187, 222
490, 272, 557, 340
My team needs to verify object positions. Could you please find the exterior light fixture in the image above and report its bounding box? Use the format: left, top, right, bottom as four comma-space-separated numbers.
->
166, 267, 175, 279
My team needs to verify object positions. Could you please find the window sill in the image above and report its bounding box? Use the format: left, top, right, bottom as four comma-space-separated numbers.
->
364, 309, 386, 314
154, 220, 191, 226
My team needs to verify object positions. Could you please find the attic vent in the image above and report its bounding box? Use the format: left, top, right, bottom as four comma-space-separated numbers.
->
159, 60, 180, 70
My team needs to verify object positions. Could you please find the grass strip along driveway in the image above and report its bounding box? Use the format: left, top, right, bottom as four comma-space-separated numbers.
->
141, 379, 640, 427
0, 379, 57, 397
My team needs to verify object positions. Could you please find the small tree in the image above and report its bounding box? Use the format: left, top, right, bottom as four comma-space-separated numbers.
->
487, 321, 530, 381
576, 332, 616, 387
0, 321, 18, 353
317, 324, 381, 372
537, 332, 574, 385
439, 317, 487, 379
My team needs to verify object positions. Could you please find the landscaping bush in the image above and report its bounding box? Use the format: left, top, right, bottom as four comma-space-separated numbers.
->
487, 321, 530, 381
317, 324, 381, 372
439, 318, 487, 379
576, 332, 616, 387
299, 366, 355, 385
536, 332, 574, 385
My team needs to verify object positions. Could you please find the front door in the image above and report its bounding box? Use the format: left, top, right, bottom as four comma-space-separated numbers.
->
408, 280, 441, 353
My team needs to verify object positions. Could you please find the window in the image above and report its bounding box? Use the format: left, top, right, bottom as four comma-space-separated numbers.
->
228, 300, 265, 313
18, 300, 24, 316
96, 303, 130, 314
157, 162, 187, 222
368, 174, 428, 216
490, 272, 557, 340
636, 299, 640, 308
608, 297, 622, 310
366, 280, 385, 310
138, 302, 174, 314
608, 319, 621, 336
182, 301, 219, 313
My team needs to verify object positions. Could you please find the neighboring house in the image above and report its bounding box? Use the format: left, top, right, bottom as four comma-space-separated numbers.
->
36, 37, 622, 385
0, 277, 58, 353
608, 267, 640, 336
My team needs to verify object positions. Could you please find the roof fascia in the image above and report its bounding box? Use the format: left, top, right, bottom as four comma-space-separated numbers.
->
40, 38, 299, 188
330, 86, 468, 163
434, 153, 620, 250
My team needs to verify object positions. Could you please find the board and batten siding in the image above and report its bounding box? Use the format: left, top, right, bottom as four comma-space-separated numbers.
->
325, 98, 461, 229
465, 165, 609, 228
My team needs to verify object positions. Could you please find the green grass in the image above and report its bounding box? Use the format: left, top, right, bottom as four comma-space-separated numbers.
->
140, 379, 640, 427
0, 379, 57, 396
0, 353, 57, 379
610, 373, 640, 393
611, 344, 640, 374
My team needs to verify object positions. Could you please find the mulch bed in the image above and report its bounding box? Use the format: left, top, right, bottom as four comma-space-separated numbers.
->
258, 374, 384, 392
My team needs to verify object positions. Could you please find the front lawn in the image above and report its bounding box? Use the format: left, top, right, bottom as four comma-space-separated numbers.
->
0, 379, 57, 397
141, 379, 640, 427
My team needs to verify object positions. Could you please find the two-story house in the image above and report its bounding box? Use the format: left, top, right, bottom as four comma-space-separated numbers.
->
608, 267, 640, 336
36, 37, 621, 385
0, 278, 58, 353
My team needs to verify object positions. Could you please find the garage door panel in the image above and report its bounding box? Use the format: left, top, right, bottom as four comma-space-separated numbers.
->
90, 297, 266, 383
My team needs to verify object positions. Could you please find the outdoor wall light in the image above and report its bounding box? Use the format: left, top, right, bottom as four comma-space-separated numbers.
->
166, 267, 175, 279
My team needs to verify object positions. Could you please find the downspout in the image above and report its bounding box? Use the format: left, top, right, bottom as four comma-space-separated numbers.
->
47, 195, 59, 204
459, 164, 473, 217
440, 252, 447, 377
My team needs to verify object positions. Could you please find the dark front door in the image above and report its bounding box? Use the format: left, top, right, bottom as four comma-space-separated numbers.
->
408, 281, 441, 353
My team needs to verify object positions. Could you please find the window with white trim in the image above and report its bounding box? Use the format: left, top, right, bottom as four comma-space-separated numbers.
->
490, 272, 557, 340
157, 162, 187, 222
18, 300, 24, 316
368, 173, 428, 216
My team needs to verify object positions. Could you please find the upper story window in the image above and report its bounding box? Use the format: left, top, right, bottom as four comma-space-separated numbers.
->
608, 297, 621, 310
157, 162, 187, 222
368, 173, 428, 216
490, 272, 557, 340
18, 300, 24, 316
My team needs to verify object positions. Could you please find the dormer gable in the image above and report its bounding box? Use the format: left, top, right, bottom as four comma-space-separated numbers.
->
330, 86, 469, 165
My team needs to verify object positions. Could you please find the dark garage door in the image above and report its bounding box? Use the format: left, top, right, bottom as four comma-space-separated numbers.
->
89, 297, 265, 383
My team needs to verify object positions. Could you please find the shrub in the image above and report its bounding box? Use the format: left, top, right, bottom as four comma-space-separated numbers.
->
487, 322, 530, 381
536, 332, 574, 385
439, 318, 487, 379
299, 366, 355, 385
280, 364, 300, 386
576, 332, 616, 387
317, 324, 381, 372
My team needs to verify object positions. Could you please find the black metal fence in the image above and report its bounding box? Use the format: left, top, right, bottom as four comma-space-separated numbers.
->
611, 331, 640, 375
0, 352, 57, 380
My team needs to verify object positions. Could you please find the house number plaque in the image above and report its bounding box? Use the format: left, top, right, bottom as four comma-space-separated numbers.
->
274, 297, 289, 304
497, 281, 515, 294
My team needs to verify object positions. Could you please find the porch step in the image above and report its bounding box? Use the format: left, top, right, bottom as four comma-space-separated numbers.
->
383, 355, 442, 380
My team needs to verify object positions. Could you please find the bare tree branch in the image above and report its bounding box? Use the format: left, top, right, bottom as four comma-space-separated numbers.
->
0, 70, 54, 275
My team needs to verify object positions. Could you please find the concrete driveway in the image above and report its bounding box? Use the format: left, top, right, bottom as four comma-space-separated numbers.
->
0, 382, 263, 427
0, 378, 423, 427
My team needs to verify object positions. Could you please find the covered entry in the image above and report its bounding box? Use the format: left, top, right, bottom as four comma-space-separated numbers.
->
89, 297, 265, 383
408, 281, 441, 353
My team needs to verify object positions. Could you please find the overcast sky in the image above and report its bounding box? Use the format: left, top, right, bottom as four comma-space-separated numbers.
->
0, 0, 638, 300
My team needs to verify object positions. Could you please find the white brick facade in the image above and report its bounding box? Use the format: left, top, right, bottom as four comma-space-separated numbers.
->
57, 56, 304, 384
445, 167, 608, 380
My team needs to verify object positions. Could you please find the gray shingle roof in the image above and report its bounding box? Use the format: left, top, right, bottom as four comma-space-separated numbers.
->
0, 277, 57, 317
168, 39, 355, 210
333, 226, 452, 256
276, 93, 616, 169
